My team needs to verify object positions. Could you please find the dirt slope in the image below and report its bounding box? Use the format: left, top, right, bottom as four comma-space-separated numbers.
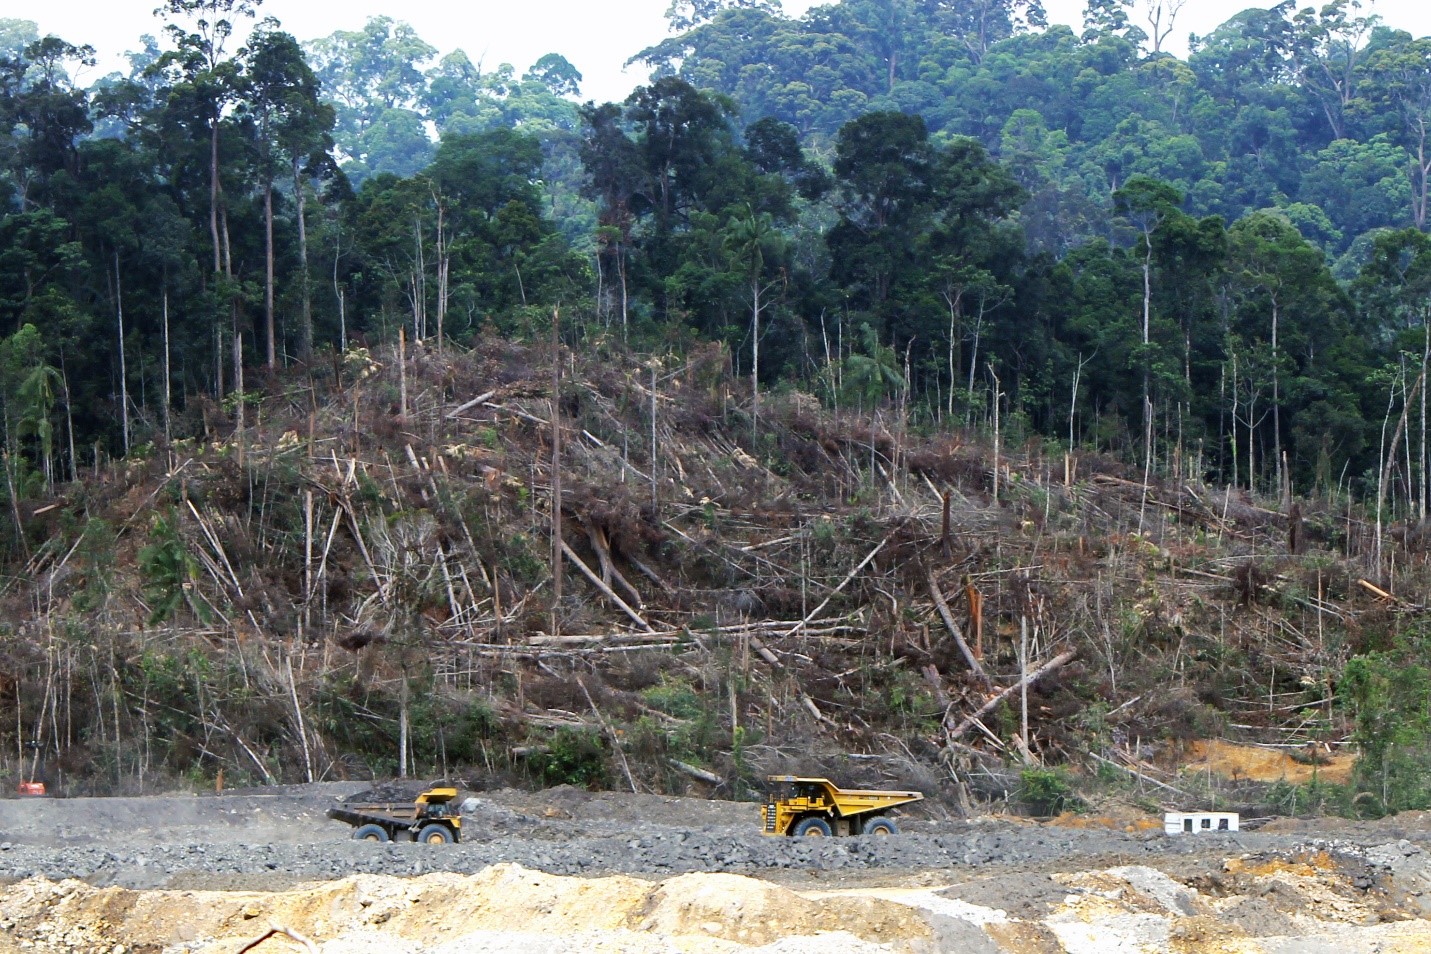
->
6, 850, 1431, 954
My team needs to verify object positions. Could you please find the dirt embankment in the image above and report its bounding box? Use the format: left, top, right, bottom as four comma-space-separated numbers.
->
6, 845, 1431, 954
0, 865, 934, 953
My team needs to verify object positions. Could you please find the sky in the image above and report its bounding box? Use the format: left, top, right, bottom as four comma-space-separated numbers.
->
18, 0, 1431, 105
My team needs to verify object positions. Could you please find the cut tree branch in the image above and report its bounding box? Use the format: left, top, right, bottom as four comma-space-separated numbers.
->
560, 540, 656, 632
926, 569, 991, 686
945, 649, 1077, 742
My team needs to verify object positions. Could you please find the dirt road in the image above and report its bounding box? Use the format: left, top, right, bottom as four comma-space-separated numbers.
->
2, 785, 1431, 952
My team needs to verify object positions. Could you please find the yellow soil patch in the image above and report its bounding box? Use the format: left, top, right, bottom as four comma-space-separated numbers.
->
1184, 739, 1355, 784
1224, 851, 1337, 879
1045, 812, 1163, 833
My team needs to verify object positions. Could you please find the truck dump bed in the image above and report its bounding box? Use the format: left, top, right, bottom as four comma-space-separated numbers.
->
327, 786, 462, 843
767, 775, 924, 815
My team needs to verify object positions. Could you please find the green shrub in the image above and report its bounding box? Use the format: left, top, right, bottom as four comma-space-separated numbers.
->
138, 512, 202, 624
1342, 635, 1431, 815
530, 727, 609, 788
1017, 767, 1084, 816
642, 675, 703, 720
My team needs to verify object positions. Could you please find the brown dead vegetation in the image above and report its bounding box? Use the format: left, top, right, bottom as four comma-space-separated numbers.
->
0, 332, 1422, 806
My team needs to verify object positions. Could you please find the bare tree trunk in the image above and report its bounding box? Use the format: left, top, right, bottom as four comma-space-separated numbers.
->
944, 288, 962, 420
966, 302, 986, 422
114, 252, 130, 456
333, 222, 347, 352
1377, 365, 1426, 568
398, 676, 409, 779
1019, 617, 1031, 765
220, 204, 233, 279
1422, 319, 1429, 519
436, 201, 448, 358
264, 178, 276, 369
209, 118, 222, 274
619, 245, 629, 343
1069, 352, 1088, 450
233, 328, 245, 470
989, 365, 1002, 503
61, 363, 76, 483
398, 327, 408, 419
1271, 293, 1283, 498
751, 279, 761, 447
1414, 118, 1431, 230
1141, 237, 1153, 479
294, 156, 313, 362
413, 217, 426, 340
1143, 0, 1187, 54
162, 285, 172, 445
551, 307, 563, 639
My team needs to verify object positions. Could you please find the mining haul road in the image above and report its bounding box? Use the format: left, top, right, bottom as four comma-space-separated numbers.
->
2, 784, 1431, 952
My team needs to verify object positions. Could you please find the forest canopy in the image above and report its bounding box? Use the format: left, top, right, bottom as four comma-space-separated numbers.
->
2, 0, 1431, 510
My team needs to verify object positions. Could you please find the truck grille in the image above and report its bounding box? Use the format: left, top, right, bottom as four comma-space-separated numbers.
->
764, 804, 776, 832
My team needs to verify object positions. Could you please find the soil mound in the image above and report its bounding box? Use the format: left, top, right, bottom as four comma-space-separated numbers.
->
0, 864, 932, 953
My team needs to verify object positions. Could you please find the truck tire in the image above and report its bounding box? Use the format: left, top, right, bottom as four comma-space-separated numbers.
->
352, 824, 390, 842
793, 816, 832, 837
417, 823, 454, 844
862, 817, 898, 836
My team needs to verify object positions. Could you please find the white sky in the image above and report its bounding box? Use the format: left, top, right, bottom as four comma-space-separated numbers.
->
19, 0, 1431, 104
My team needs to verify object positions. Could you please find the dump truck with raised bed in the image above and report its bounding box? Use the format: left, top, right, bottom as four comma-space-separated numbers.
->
762, 776, 923, 836
328, 786, 462, 843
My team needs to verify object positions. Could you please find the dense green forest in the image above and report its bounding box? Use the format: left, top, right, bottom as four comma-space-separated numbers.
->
4, 0, 1431, 522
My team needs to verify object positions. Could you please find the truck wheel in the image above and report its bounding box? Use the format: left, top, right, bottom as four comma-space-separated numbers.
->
352, 824, 390, 842
862, 817, 898, 836
417, 823, 454, 845
793, 817, 832, 837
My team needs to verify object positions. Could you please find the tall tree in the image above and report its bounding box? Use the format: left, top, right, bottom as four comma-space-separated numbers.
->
1227, 211, 1338, 494
1288, 0, 1378, 141
0, 36, 95, 207
245, 26, 334, 365
1113, 174, 1181, 469
1365, 35, 1431, 229
725, 207, 785, 443
152, 0, 260, 278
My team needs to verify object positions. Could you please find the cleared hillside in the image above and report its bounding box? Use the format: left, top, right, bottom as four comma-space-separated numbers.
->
0, 332, 1418, 812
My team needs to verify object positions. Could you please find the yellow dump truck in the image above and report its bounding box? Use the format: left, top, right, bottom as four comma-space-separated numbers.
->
327, 786, 462, 844
762, 776, 923, 836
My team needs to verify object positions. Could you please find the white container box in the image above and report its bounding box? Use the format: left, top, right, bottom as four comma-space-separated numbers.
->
1164, 811, 1239, 834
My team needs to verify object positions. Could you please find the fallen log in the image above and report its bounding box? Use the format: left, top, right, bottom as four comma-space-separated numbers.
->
560, 540, 656, 633
239, 925, 317, 954
1358, 578, 1397, 602
945, 649, 1077, 742
782, 526, 901, 638
667, 758, 723, 785
1088, 751, 1192, 799
926, 569, 991, 686
749, 635, 829, 723
445, 390, 497, 419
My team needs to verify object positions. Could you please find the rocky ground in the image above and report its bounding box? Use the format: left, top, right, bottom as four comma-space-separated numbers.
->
3, 785, 1431, 951
5, 789, 1431, 949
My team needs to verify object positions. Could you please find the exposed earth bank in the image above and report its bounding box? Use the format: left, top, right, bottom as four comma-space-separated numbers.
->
3, 785, 1431, 952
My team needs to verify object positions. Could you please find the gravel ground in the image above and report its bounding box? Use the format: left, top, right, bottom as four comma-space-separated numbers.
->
2, 783, 1431, 893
